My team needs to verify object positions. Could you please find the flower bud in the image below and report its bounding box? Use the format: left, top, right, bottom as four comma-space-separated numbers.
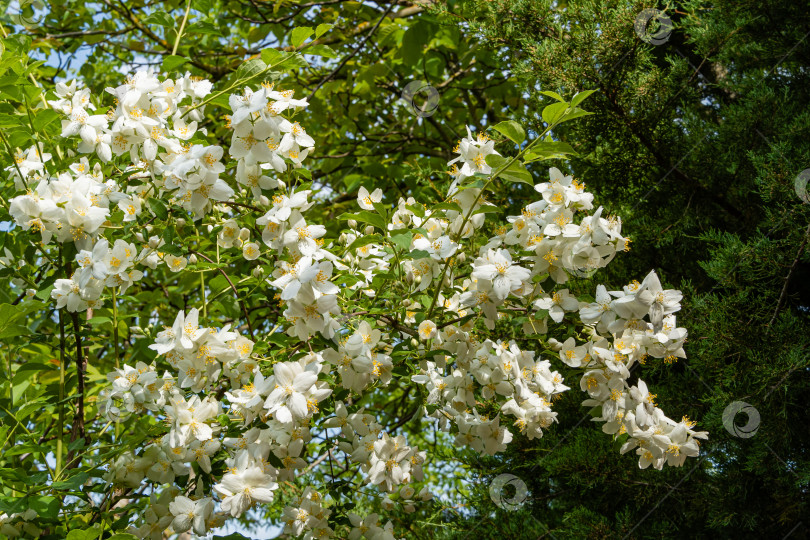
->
402, 299, 412, 307
252, 267, 264, 279
207, 224, 214, 233
547, 337, 563, 351
364, 225, 374, 235
175, 218, 186, 228
339, 233, 347, 245
348, 219, 357, 229
239, 228, 251, 241
135, 232, 145, 243
148, 236, 161, 248
25, 288, 35, 297
188, 254, 198, 264
455, 252, 466, 264
145, 225, 153, 233
259, 195, 270, 206
410, 338, 419, 348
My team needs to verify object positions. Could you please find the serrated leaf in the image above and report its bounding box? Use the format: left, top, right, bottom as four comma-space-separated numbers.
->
162, 55, 188, 72
499, 162, 534, 185
542, 102, 569, 125
524, 140, 577, 162
142, 12, 174, 27
490, 120, 525, 144
186, 21, 223, 36
485, 153, 509, 170
235, 59, 267, 82
261, 48, 283, 65
389, 230, 413, 250
304, 45, 338, 58
291, 27, 315, 48
315, 23, 333, 38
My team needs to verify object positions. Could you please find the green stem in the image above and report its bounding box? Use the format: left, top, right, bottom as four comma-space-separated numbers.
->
55, 308, 67, 479
111, 287, 120, 369
171, 0, 193, 56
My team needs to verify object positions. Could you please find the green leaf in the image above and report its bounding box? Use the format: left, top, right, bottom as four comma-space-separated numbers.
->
490, 120, 525, 144
291, 27, 315, 48
142, 12, 174, 27
570, 89, 597, 108
148, 198, 169, 220
108, 534, 140, 540
389, 230, 414, 251
87, 316, 112, 326
66, 528, 101, 540
524, 140, 577, 161
347, 234, 382, 252
540, 90, 565, 101
542, 102, 569, 125
0, 304, 30, 340
52, 471, 89, 491
315, 23, 333, 38
260, 48, 283, 65
186, 21, 224, 36
28, 495, 59, 519
162, 55, 188, 72
472, 205, 501, 216
234, 59, 267, 82
499, 162, 534, 185
303, 45, 338, 58
339, 211, 386, 231
485, 153, 509, 170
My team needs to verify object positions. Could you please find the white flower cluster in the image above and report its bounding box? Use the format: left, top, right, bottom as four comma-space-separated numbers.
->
447, 126, 500, 183
228, 83, 313, 188
281, 487, 333, 538
323, 321, 394, 393
1, 63, 709, 537
255, 189, 343, 339
565, 271, 708, 469
413, 339, 568, 453
8, 161, 113, 250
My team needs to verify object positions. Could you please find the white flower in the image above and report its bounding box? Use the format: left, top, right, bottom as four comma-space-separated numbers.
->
357, 186, 383, 210
214, 455, 278, 517
169, 496, 213, 536
243, 242, 261, 260
471, 248, 531, 300
264, 362, 318, 423
418, 320, 437, 340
